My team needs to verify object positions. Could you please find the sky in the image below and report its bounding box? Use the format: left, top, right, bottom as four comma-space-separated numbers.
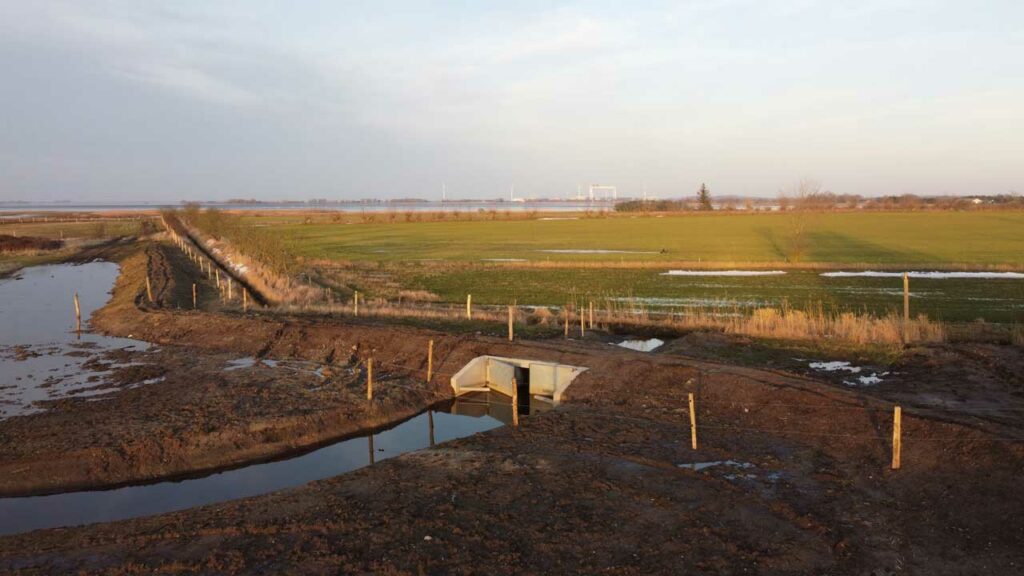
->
1, 1, 1022, 202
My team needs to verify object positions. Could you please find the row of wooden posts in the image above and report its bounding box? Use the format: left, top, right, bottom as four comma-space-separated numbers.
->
72, 286, 906, 469
166, 229, 251, 312
358, 339, 903, 469
683, 393, 900, 467
360, 337, 524, 427
355, 275, 912, 343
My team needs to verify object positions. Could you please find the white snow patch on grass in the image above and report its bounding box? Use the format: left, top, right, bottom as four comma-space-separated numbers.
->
809, 361, 861, 373
822, 271, 1024, 279
661, 270, 787, 277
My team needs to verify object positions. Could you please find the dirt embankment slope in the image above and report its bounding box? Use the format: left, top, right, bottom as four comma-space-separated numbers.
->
2, 336, 1023, 573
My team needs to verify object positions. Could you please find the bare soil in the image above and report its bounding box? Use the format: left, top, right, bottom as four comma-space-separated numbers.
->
0, 235, 62, 253
1, 241, 1022, 574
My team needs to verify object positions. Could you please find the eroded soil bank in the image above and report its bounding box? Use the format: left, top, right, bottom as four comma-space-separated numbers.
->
1, 241, 1023, 574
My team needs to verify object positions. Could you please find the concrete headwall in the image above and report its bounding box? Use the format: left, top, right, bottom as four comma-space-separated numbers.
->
451, 355, 587, 402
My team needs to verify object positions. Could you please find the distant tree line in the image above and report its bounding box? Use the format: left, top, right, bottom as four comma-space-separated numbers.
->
616, 182, 1024, 213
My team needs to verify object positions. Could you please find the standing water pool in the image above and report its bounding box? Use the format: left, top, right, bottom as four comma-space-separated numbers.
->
0, 262, 149, 419
0, 262, 508, 536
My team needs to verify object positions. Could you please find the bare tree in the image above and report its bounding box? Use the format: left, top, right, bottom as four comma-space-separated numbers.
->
784, 178, 822, 262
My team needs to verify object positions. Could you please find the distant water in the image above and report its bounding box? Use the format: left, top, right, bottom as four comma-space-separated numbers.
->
0, 201, 614, 213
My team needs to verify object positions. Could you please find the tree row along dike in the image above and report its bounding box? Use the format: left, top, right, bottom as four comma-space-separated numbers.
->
0, 239, 1019, 500
159, 213, 273, 307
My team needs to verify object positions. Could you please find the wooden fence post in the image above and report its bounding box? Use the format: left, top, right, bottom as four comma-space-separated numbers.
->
368, 434, 375, 465
74, 292, 81, 331
192, 283, 197, 309
366, 358, 374, 400
688, 392, 698, 450
580, 307, 585, 337
427, 339, 434, 383
466, 294, 472, 320
564, 309, 570, 339
227, 278, 233, 301
511, 377, 519, 427
903, 273, 910, 343
589, 301, 594, 329
353, 291, 359, 316
508, 305, 514, 341
891, 406, 902, 470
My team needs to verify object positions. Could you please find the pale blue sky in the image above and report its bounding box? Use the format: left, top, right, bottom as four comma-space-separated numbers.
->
1, 1, 1021, 201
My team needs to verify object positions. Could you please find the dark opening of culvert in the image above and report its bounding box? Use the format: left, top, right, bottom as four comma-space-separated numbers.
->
0, 397, 515, 537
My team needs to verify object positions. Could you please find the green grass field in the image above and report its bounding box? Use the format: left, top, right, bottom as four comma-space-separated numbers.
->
0, 220, 142, 240
399, 267, 1024, 323
273, 211, 1024, 267
228, 211, 1024, 323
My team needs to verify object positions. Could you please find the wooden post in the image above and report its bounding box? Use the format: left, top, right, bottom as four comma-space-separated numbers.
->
353, 291, 359, 316
243, 288, 248, 312
427, 339, 434, 382
564, 309, 569, 339
688, 392, 698, 450
366, 358, 374, 400
192, 283, 197, 309
511, 377, 519, 427
589, 301, 594, 329
74, 292, 81, 331
508, 305, 514, 341
215, 268, 221, 289
903, 272, 910, 343
466, 294, 472, 320
891, 406, 902, 470
580, 307, 585, 337
146, 276, 153, 303
368, 434, 375, 465
428, 410, 436, 447
227, 278, 233, 301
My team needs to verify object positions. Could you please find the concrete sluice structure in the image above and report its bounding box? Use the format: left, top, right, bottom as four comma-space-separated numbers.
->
450, 355, 587, 405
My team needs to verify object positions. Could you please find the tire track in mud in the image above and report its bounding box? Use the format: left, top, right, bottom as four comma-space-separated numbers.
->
143, 244, 175, 307
160, 214, 270, 307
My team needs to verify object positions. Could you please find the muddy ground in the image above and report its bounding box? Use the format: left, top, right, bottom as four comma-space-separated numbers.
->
1, 241, 1023, 574
0, 235, 62, 253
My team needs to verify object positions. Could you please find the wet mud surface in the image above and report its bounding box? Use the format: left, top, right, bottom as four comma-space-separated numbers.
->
1, 242, 1022, 574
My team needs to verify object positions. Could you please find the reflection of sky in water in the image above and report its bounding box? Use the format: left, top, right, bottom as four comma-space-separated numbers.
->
0, 409, 502, 536
0, 263, 150, 418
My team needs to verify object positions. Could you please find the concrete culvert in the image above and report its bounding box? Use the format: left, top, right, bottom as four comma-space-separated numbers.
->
450, 355, 587, 404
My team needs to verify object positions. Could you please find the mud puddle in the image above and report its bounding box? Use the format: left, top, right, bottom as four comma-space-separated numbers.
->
0, 262, 152, 418
0, 401, 504, 536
